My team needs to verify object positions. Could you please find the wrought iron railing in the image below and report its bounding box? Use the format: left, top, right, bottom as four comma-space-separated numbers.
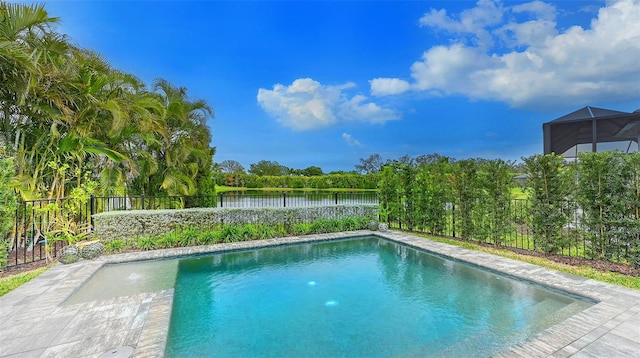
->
3, 192, 378, 269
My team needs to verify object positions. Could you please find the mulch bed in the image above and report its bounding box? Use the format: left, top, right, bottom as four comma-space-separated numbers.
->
0, 258, 53, 278
504, 246, 640, 277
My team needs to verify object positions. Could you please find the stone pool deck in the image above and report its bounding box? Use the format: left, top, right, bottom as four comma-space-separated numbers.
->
0, 230, 639, 357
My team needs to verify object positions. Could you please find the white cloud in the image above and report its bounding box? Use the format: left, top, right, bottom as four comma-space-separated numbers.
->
338, 95, 400, 124
511, 1, 556, 21
371, 0, 640, 109
369, 78, 411, 96
342, 133, 363, 147
258, 78, 400, 131
419, 0, 504, 49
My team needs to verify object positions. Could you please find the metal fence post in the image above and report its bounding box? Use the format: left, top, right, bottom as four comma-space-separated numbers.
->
334, 192, 338, 205
283, 192, 287, 207
452, 204, 456, 238
141, 194, 145, 210
219, 193, 224, 207
13, 204, 20, 267
90, 195, 95, 230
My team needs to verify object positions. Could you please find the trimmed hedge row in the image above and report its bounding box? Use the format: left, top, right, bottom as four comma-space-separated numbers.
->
214, 173, 380, 189
94, 205, 379, 240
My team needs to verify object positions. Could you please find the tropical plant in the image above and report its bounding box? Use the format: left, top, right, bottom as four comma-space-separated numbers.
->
136, 236, 158, 251
1, 2, 215, 201
103, 239, 124, 254
0, 153, 17, 268
292, 222, 311, 236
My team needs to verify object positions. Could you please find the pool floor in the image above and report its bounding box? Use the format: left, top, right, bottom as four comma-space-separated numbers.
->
1, 230, 639, 357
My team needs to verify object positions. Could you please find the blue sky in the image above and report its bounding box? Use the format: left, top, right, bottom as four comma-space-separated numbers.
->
35, 0, 640, 172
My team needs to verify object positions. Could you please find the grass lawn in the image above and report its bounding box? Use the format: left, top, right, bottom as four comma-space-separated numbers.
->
0, 265, 51, 297
416, 232, 640, 291
510, 186, 530, 200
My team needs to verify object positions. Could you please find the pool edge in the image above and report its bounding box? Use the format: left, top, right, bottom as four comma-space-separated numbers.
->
1, 230, 638, 357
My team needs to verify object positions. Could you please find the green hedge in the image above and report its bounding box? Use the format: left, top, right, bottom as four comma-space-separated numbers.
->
214, 173, 380, 189
377, 152, 640, 266
102, 217, 376, 254
93, 205, 378, 240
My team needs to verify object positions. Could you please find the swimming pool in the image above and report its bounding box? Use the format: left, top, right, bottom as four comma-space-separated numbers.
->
11, 231, 636, 357
156, 236, 591, 357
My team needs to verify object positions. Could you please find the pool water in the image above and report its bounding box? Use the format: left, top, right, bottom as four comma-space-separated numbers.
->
165, 237, 592, 357
65, 259, 178, 305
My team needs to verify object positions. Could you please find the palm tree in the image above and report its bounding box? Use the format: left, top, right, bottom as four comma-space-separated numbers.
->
133, 78, 213, 196
1, 2, 215, 200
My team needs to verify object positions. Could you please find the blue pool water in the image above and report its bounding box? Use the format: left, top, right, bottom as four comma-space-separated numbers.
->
165, 237, 592, 357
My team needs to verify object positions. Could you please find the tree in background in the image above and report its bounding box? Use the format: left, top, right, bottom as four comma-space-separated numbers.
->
300, 166, 323, 176
218, 160, 246, 174
415, 153, 453, 166
249, 160, 288, 176
356, 154, 383, 174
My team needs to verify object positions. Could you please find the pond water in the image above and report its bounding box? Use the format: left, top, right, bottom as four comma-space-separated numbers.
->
217, 191, 378, 208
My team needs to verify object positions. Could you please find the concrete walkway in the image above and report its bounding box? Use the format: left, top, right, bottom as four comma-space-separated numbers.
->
1, 230, 639, 357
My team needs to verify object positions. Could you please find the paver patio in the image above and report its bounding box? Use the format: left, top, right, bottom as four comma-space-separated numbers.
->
1, 230, 639, 357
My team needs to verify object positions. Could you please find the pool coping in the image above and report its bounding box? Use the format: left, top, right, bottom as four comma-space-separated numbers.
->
0, 230, 638, 357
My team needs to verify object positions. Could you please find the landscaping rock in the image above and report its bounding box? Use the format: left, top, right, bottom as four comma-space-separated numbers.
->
368, 220, 378, 231
59, 246, 79, 264
79, 242, 105, 260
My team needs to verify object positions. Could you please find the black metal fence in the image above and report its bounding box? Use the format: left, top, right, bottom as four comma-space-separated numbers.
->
386, 198, 635, 265
7, 192, 635, 270
387, 199, 535, 248
217, 191, 378, 208
3, 192, 378, 269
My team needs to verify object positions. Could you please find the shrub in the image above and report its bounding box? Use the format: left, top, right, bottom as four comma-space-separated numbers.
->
254, 224, 276, 240
292, 223, 311, 236
340, 217, 358, 231
524, 154, 576, 254
180, 227, 202, 247
157, 233, 181, 249
136, 236, 158, 250
94, 205, 378, 240
219, 225, 243, 243
310, 219, 340, 234
200, 230, 221, 245
104, 239, 125, 254
239, 224, 258, 240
